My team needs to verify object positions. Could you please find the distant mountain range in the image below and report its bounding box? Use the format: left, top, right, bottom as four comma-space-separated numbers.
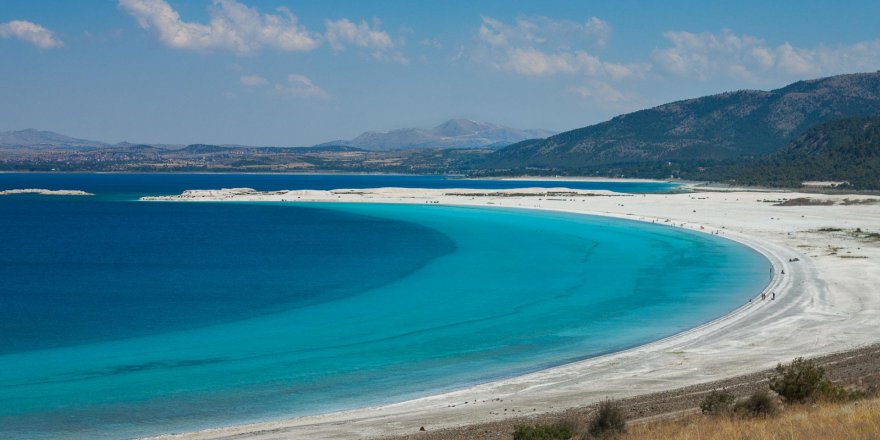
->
0, 129, 109, 150
483, 72, 880, 172
317, 119, 557, 151
3, 73, 880, 188
1, 119, 555, 153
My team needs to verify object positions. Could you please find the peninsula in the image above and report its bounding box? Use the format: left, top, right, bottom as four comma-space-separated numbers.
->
0, 188, 93, 196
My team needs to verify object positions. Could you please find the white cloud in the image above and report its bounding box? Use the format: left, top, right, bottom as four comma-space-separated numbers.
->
491, 46, 643, 79
653, 29, 880, 81
572, 81, 624, 102
571, 80, 646, 110
584, 17, 611, 49
118, 0, 321, 53
478, 17, 509, 46
775, 42, 815, 75
325, 18, 392, 50
273, 74, 329, 99
239, 74, 268, 86
420, 38, 443, 49
751, 46, 774, 68
324, 18, 406, 63
653, 29, 770, 79
506, 48, 579, 75
0, 20, 63, 49
478, 15, 611, 50
474, 16, 640, 79
120, 0, 409, 62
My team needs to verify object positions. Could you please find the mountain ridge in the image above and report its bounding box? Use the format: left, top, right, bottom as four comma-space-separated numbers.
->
2, 118, 556, 153
483, 71, 880, 172
0, 129, 109, 150
318, 118, 557, 151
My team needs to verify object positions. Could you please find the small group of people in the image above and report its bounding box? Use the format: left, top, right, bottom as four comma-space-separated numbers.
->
761, 291, 776, 300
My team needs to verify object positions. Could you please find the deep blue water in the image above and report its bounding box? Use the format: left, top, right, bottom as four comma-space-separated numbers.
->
0, 174, 768, 439
0, 198, 454, 354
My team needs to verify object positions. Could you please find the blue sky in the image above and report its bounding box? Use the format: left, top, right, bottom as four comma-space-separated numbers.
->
2, 0, 880, 146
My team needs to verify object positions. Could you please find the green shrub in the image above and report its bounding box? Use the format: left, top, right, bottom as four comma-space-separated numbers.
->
587, 400, 626, 438
700, 389, 736, 415
512, 420, 576, 440
768, 357, 827, 403
734, 390, 779, 418
817, 382, 878, 402
817, 381, 851, 402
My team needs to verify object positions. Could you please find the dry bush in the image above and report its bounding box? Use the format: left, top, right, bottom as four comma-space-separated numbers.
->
587, 400, 626, 438
733, 390, 778, 418
699, 389, 736, 416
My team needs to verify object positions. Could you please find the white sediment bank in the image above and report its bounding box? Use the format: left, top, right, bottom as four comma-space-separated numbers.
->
0, 188, 93, 196
142, 187, 880, 440
484, 176, 672, 183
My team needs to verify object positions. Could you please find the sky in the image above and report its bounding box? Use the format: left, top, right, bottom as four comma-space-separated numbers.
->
2, 0, 880, 146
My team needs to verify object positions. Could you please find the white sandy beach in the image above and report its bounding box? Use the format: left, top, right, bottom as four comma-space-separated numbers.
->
142, 187, 880, 440
480, 176, 673, 183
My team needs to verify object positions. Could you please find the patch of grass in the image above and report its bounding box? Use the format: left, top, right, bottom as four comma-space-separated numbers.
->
774, 197, 836, 206
813, 227, 880, 242
625, 396, 880, 440
850, 228, 880, 242
840, 198, 880, 205
818, 382, 879, 403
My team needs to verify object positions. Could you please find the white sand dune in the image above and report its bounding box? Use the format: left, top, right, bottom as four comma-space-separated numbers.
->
142, 187, 880, 440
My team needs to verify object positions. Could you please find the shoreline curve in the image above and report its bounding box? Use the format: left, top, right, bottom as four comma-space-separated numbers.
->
142, 187, 879, 440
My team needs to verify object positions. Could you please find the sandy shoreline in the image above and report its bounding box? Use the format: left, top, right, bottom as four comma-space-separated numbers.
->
142, 187, 880, 440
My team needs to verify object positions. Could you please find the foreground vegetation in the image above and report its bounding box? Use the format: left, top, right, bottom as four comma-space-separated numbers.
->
510, 357, 877, 439
628, 396, 880, 440
513, 399, 627, 439
511, 396, 880, 440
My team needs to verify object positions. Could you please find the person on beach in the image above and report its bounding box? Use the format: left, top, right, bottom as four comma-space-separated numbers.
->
762, 292, 766, 300
772, 292, 776, 300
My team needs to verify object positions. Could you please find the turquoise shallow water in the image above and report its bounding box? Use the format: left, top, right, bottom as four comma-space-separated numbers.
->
0, 175, 768, 439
